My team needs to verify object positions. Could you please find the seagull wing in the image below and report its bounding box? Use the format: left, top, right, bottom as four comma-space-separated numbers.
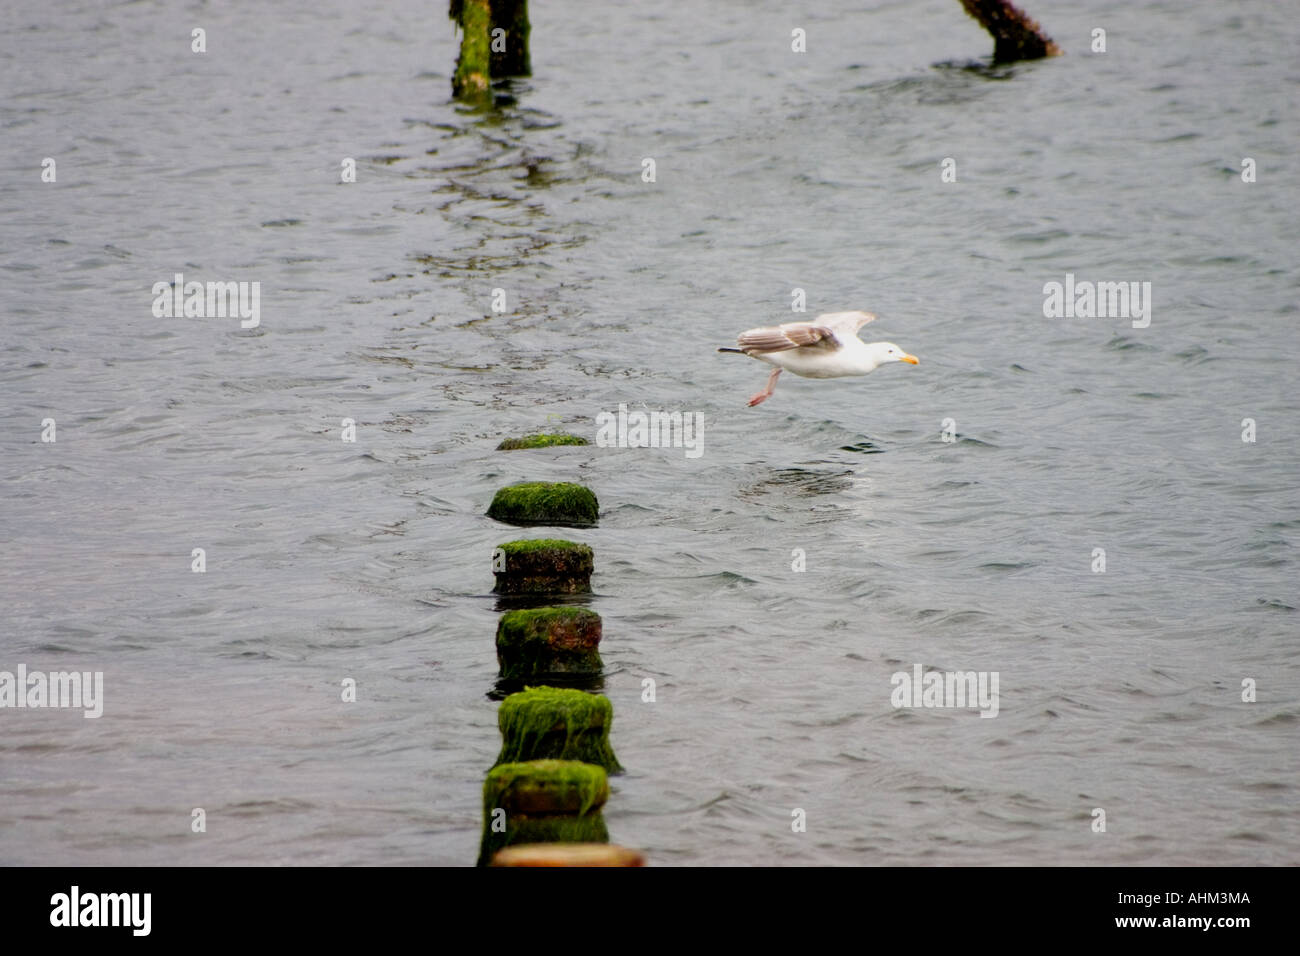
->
815, 311, 877, 338
736, 322, 839, 355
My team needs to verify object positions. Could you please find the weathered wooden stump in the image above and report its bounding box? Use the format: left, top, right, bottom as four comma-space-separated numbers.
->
958, 0, 1060, 62
492, 539, 593, 594
449, 0, 531, 98
494, 686, 621, 773
477, 759, 608, 866
497, 607, 603, 680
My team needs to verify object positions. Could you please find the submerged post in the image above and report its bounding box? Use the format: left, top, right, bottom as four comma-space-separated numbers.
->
492, 539, 594, 594
487, 482, 599, 528
489, 0, 530, 78
496, 608, 604, 681
958, 0, 1060, 62
449, 0, 531, 98
494, 686, 622, 772
478, 760, 609, 866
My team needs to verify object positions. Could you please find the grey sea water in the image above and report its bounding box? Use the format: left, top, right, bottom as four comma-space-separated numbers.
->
1, 0, 1297, 865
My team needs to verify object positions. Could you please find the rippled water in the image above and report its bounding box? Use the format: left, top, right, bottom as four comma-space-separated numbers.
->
2, 0, 1297, 865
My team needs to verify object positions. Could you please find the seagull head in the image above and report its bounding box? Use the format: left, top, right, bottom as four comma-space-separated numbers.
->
876, 342, 919, 366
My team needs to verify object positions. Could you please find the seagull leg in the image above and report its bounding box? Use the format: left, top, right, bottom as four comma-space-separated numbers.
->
747, 367, 782, 407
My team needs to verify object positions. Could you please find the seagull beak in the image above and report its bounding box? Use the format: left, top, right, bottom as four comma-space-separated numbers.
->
900, 353, 919, 365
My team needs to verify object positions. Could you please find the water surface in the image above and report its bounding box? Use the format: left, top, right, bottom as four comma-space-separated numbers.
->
1, 0, 1297, 865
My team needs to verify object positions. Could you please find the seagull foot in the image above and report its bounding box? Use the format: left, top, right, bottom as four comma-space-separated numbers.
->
747, 368, 780, 407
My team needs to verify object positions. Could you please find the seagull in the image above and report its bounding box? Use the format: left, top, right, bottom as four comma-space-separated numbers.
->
718, 311, 919, 406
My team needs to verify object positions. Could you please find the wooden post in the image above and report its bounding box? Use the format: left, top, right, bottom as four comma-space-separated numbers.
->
494, 687, 622, 772
496, 608, 604, 681
493, 540, 594, 595
450, 0, 490, 96
450, 0, 530, 98
477, 760, 609, 866
489, 0, 530, 78
958, 0, 1061, 62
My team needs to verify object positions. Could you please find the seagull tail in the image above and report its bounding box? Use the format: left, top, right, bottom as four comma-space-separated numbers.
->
717, 347, 744, 354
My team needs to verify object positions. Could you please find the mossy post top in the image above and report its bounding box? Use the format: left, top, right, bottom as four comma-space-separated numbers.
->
495, 686, 622, 772
487, 482, 599, 528
484, 759, 609, 817
492, 539, 593, 595
495, 607, 604, 681
497, 433, 589, 450
498, 686, 613, 730
496, 539, 593, 560
493, 686, 621, 770
497, 607, 602, 643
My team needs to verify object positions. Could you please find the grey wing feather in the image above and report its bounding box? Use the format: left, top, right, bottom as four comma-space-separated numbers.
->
737, 324, 839, 354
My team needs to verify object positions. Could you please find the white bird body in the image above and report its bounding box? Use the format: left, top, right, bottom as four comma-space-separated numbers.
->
754, 335, 888, 378
720, 310, 918, 406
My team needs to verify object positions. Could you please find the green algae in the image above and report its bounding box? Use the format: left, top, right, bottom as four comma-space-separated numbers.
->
487, 482, 599, 527
496, 433, 589, 450
477, 759, 608, 866
496, 607, 603, 680
477, 759, 609, 865
484, 759, 609, 817
450, 0, 530, 100
450, 0, 491, 97
498, 538, 590, 556
477, 813, 609, 867
494, 687, 621, 773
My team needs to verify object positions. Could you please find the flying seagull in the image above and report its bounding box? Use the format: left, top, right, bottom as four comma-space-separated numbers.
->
719, 311, 919, 406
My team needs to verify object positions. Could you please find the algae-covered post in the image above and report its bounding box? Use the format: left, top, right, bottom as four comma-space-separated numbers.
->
478, 759, 609, 866
957, 0, 1060, 62
487, 481, 599, 527
496, 607, 603, 680
494, 686, 622, 772
496, 433, 589, 450
492, 539, 593, 594
449, 0, 490, 96
449, 0, 531, 98
487, 0, 530, 77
